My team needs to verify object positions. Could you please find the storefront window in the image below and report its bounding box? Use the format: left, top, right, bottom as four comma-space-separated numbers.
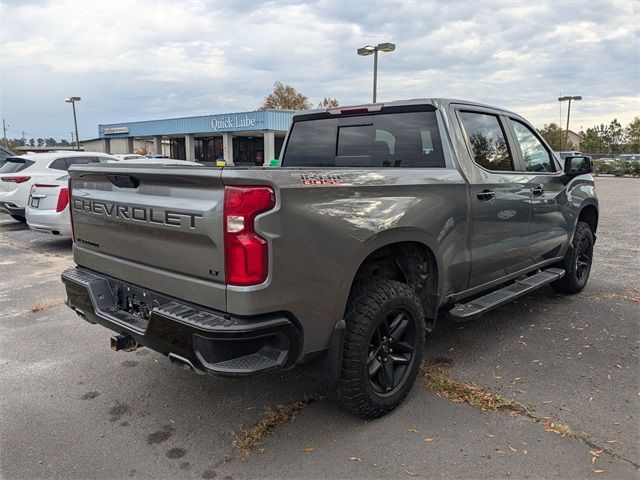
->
275, 137, 285, 160
233, 137, 264, 165
197, 137, 223, 162
170, 138, 185, 160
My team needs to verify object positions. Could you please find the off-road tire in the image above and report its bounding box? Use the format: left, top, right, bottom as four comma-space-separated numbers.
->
10, 215, 26, 223
337, 278, 425, 418
551, 221, 594, 294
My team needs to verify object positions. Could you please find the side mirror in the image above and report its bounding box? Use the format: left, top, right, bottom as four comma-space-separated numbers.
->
563, 155, 592, 177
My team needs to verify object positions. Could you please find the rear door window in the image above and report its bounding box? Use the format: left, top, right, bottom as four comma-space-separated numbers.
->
0, 158, 35, 173
459, 112, 514, 171
510, 119, 556, 173
283, 110, 445, 168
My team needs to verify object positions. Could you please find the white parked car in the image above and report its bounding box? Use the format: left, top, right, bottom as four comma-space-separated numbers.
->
0, 151, 118, 222
113, 154, 149, 161
25, 176, 72, 236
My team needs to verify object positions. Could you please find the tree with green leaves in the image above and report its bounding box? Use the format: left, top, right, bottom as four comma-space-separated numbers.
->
626, 117, 640, 152
259, 81, 312, 110
538, 123, 565, 151
28, 138, 35, 147
579, 127, 605, 154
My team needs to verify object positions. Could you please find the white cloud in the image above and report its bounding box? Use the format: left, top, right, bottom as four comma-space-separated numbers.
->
0, 0, 638, 140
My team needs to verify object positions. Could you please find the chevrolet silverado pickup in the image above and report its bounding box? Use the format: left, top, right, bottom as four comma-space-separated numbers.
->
61, 99, 598, 418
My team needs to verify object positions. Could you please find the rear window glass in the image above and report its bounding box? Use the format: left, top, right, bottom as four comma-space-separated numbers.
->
0, 158, 34, 173
282, 111, 445, 168
50, 157, 101, 171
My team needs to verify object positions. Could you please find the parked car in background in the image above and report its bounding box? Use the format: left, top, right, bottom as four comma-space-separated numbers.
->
0, 145, 16, 161
113, 154, 149, 161
145, 153, 170, 159
556, 150, 583, 160
613, 154, 640, 162
0, 151, 118, 222
25, 176, 71, 236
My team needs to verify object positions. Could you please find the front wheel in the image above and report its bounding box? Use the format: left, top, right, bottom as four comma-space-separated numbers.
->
551, 221, 594, 294
337, 278, 425, 419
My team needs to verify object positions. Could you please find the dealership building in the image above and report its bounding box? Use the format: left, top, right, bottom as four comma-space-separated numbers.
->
87, 110, 295, 165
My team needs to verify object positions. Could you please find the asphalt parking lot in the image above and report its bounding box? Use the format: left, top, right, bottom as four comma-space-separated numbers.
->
1, 176, 638, 480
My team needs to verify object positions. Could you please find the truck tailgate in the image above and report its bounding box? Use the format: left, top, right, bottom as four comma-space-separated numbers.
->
68, 164, 226, 311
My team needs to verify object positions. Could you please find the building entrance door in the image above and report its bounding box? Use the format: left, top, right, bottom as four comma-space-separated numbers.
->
233, 137, 264, 165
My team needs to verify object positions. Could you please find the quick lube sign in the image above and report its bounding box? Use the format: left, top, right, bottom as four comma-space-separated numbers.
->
211, 114, 258, 132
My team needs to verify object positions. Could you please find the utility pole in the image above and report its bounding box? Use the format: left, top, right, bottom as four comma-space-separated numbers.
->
65, 97, 81, 150
70, 132, 75, 144
558, 95, 582, 150
21, 130, 26, 146
2, 118, 7, 146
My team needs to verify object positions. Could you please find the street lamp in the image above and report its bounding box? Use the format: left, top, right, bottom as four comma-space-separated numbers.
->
65, 96, 81, 151
357, 42, 396, 103
557, 95, 582, 150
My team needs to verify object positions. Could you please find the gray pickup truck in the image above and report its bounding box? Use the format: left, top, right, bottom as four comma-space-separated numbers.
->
62, 99, 598, 418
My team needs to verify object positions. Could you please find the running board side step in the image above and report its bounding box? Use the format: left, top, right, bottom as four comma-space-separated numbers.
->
447, 268, 565, 321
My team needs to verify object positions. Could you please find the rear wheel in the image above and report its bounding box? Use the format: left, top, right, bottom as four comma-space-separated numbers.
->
551, 221, 594, 294
337, 278, 425, 418
10, 215, 26, 223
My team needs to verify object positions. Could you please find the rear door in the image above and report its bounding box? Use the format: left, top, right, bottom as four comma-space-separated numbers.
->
456, 109, 533, 288
69, 164, 227, 311
506, 117, 569, 262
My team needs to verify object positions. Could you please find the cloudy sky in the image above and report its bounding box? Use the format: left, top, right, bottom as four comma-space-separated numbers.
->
1, 0, 638, 141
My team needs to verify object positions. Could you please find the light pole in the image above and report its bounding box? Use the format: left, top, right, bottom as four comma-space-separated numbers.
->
357, 42, 395, 103
65, 96, 81, 150
557, 95, 582, 150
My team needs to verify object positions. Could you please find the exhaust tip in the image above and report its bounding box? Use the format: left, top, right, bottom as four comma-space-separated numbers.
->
169, 353, 205, 375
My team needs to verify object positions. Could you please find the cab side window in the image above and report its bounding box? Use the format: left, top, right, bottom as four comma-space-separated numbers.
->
459, 112, 513, 171
511, 120, 556, 173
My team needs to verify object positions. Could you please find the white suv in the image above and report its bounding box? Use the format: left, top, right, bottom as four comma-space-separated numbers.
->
0, 151, 118, 222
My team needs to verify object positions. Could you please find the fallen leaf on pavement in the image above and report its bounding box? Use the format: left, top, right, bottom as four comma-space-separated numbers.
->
405, 470, 419, 477
424, 438, 434, 442
349, 457, 361, 462
594, 469, 605, 474
408, 428, 417, 433
303, 448, 314, 453
508, 445, 517, 452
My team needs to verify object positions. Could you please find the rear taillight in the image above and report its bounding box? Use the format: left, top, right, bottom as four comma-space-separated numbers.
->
56, 187, 69, 213
1, 176, 31, 183
224, 186, 276, 286
68, 179, 75, 242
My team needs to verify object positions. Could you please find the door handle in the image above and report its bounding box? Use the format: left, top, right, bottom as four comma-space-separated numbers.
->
531, 185, 544, 196
477, 189, 495, 201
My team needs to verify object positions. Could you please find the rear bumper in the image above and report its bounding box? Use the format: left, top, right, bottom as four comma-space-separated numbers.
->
0, 202, 25, 217
26, 207, 71, 236
61, 267, 302, 376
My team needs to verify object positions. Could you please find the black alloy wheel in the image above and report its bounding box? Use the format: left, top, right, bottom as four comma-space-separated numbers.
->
337, 278, 426, 418
575, 234, 593, 282
367, 309, 418, 396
